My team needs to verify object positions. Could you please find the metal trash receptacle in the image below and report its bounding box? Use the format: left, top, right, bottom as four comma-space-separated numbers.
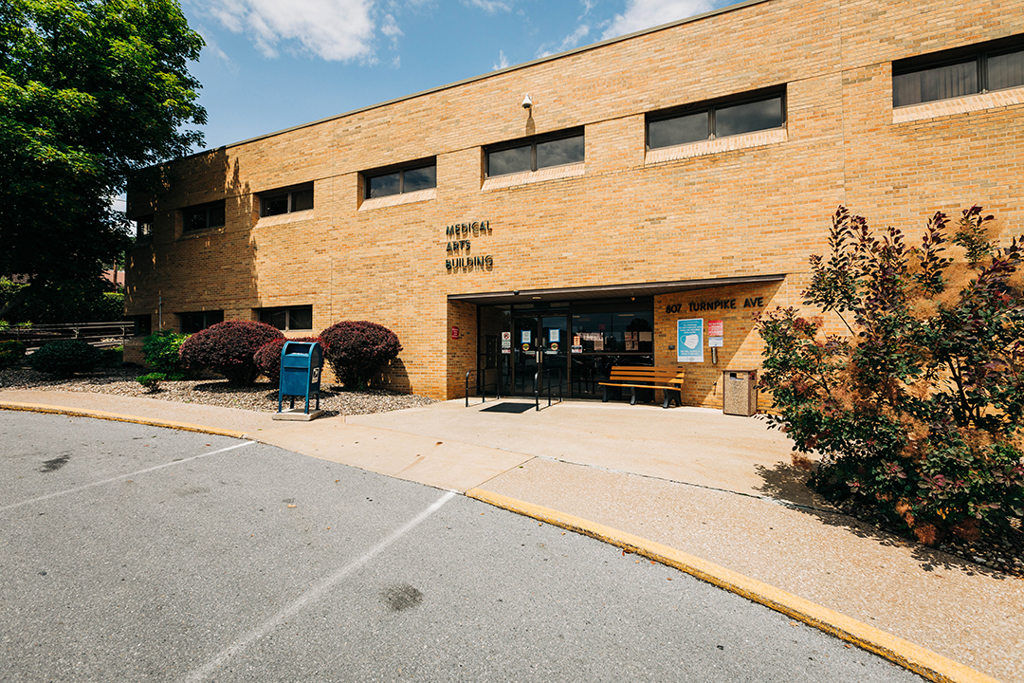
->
722, 370, 758, 416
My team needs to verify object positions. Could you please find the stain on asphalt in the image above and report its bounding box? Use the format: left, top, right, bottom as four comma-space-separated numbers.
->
175, 486, 210, 497
382, 584, 423, 612
39, 453, 71, 473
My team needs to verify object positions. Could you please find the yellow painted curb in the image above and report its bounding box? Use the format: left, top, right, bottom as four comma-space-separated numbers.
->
466, 487, 1000, 683
0, 402, 249, 440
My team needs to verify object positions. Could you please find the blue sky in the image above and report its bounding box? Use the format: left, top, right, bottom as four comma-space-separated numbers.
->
180, 0, 740, 151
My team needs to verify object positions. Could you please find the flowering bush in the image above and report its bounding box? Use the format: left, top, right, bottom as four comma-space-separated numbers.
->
179, 320, 283, 386
758, 206, 1024, 547
319, 321, 401, 389
254, 336, 320, 384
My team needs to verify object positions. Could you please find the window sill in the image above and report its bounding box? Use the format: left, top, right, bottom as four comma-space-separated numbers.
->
892, 86, 1024, 123
256, 209, 314, 226
359, 188, 436, 211
178, 226, 225, 240
645, 128, 787, 165
482, 162, 585, 191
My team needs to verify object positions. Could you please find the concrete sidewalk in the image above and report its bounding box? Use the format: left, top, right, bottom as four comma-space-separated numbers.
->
2, 389, 1021, 681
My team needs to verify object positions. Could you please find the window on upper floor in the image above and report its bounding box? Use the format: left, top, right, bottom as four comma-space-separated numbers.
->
135, 215, 153, 241
363, 159, 436, 199
485, 128, 585, 177
181, 201, 225, 233
893, 35, 1024, 107
646, 88, 785, 149
258, 305, 313, 331
178, 310, 223, 334
259, 183, 314, 217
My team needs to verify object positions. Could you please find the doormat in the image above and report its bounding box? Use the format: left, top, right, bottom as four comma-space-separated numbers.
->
480, 402, 535, 414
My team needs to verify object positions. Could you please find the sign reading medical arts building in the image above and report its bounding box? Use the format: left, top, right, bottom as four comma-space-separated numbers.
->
445, 220, 493, 272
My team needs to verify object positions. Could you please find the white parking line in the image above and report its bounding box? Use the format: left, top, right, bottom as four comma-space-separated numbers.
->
0, 441, 256, 513
183, 489, 458, 683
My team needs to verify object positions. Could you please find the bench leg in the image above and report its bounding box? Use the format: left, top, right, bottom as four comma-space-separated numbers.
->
602, 386, 610, 402
662, 391, 671, 409
630, 387, 638, 406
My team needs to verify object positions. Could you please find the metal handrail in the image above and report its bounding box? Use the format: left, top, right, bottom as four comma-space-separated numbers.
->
465, 369, 501, 407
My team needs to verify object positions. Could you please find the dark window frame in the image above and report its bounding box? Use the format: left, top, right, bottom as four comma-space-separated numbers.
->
362, 158, 437, 199
259, 182, 314, 217
257, 305, 313, 331
893, 34, 1024, 107
181, 201, 225, 234
645, 86, 786, 150
130, 314, 152, 337
484, 127, 585, 177
178, 310, 224, 334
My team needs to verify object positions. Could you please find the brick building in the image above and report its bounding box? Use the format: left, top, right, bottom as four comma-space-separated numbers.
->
126, 0, 1024, 404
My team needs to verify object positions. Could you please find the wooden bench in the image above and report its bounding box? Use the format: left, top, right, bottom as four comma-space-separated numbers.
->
598, 366, 685, 408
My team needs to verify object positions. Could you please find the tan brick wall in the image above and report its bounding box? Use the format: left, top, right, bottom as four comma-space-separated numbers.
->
125, 0, 1024, 400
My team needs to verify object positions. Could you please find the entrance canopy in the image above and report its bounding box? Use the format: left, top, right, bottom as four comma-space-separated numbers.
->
447, 273, 787, 305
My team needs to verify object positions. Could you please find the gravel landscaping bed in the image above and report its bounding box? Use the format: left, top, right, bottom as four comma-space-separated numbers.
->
0, 366, 435, 416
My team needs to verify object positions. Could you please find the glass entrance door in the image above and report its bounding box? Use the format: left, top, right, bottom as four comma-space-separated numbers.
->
511, 314, 568, 395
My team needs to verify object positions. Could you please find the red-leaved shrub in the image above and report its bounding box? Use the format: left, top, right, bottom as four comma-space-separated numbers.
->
319, 321, 401, 389
254, 336, 320, 384
179, 320, 284, 385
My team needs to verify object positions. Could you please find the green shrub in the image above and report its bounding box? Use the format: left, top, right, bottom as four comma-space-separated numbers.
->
758, 206, 1024, 547
320, 321, 401, 390
28, 340, 101, 378
0, 340, 27, 368
99, 345, 123, 368
142, 329, 190, 378
179, 320, 283, 386
135, 372, 166, 392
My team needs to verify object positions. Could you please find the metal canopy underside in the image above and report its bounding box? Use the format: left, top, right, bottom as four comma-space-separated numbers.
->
447, 273, 787, 306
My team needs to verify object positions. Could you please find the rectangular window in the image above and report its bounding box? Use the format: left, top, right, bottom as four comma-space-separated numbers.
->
485, 128, 584, 177
646, 88, 785, 149
258, 305, 313, 331
181, 201, 225, 233
130, 314, 152, 337
259, 183, 314, 217
178, 310, 223, 334
363, 159, 436, 199
135, 215, 154, 241
893, 35, 1024, 107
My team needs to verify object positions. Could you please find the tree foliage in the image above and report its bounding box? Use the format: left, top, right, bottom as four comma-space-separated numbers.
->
758, 206, 1024, 547
0, 0, 205, 287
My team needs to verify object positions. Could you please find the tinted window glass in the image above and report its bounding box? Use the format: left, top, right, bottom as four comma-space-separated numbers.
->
368, 172, 400, 198
184, 209, 206, 232
262, 193, 288, 216
648, 111, 708, 148
289, 306, 313, 330
893, 60, 977, 106
715, 97, 783, 137
403, 165, 436, 192
989, 49, 1024, 91
291, 188, 314, 211
488, 145, 532, 176
261, 309, 288, 330
208, 203, 225, 227
536, 135, 584, 168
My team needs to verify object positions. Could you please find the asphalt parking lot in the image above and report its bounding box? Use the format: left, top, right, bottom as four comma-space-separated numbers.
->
0, 411, 920, 681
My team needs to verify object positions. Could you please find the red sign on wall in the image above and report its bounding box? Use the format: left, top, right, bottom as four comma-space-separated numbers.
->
708, 319, 724, 337
451, 326, 460, 339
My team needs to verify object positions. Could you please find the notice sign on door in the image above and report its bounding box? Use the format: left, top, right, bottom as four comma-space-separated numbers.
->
501, 331, 512, 354
677, 318, 704, 363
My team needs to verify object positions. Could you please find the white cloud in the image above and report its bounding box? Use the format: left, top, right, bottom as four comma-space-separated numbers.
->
203, 0, 377, 61
536, 23, 591, 59
492, 49, 510, 70
464, 0, 512, 13
602, 0, 715, 39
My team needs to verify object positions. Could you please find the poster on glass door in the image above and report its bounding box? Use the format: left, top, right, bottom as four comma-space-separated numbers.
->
677, 318, 704, 363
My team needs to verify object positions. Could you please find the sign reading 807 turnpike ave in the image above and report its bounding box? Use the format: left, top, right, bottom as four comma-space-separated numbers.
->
676, 318, 704, 363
